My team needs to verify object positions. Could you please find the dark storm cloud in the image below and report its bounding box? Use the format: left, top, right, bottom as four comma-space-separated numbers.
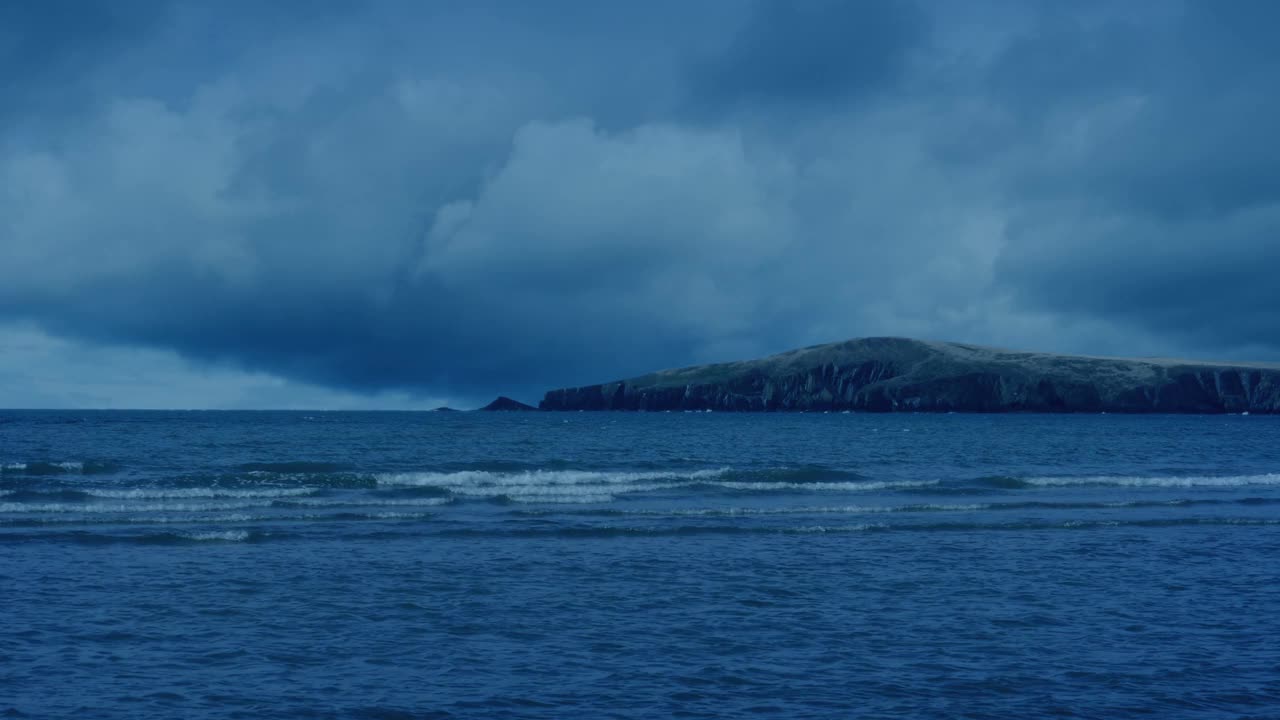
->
992, 0, 1280, 356
692, 0, 928, 111
2, 0, 1280, 407
0, 0, 764, 399
0, 1, 163, 128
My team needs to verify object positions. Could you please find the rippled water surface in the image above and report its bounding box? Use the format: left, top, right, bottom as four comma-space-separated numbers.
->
4, 410, 1280, 718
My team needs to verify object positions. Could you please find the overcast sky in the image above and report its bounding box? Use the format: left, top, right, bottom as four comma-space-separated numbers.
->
2, 0, 1278, 409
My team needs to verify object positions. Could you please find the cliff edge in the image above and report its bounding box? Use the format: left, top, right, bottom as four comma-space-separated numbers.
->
539, 337, 1280, 413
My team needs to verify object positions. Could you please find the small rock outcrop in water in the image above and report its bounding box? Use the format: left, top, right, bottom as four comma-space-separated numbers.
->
477, 396, 538, 412
539, 337, 1280, 413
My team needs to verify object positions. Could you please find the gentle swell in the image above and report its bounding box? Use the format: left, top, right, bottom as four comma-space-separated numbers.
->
435, 517, 1280, 539
237, 461, 352, 473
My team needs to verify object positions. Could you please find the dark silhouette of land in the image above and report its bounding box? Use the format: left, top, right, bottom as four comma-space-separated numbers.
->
538, 337, 1280, 413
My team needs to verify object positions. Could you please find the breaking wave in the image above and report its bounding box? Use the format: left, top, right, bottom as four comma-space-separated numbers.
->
1021, 473, 1280, 489
511, 496, 1280, 519
179, 530, 251, 542
1, 461, 120, 475
375, 468, 733, 489
7, 456, 1280, 546
372, 467, 931, 502
375, 468, 731, 503
0, 500, 274, 514
86, 487, 318, 500
278, 497, 453, 508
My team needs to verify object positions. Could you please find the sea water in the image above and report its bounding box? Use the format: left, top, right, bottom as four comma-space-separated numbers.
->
3, 410, 1279, 718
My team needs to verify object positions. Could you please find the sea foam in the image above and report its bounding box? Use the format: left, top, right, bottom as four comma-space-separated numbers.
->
1024, 473, 1280, 489
370, 468, 925, 502
179, 530, 251, 542
86, 487, 318, 500
374, 468, 733, 502
0, 500, 273, 514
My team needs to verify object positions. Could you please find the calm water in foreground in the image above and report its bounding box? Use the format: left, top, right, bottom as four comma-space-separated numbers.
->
3, 410, 1280, 719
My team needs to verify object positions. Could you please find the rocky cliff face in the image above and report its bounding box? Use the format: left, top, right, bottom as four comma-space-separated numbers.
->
539, 337, 1280, 413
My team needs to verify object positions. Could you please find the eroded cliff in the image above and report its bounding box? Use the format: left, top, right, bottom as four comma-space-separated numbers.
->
539, 337, 1280, 413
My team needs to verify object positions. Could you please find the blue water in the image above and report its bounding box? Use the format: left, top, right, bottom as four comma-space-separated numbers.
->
4, 411, 1280, 718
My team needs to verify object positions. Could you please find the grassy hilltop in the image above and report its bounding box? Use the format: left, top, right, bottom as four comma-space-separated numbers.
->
540, 337, 1280, 413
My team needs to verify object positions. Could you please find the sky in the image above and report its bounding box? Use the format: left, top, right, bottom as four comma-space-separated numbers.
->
2, 0, 1279, 409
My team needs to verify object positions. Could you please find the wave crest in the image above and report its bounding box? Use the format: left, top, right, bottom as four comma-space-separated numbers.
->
1023, 473, 1280, 489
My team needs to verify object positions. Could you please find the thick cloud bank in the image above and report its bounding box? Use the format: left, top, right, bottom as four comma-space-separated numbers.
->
2, 0, 1279, 405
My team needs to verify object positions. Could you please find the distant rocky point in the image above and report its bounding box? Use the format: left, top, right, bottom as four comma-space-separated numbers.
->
430, 406, 458, 412
477, 396, 538, 412
539, 337, 1280, 414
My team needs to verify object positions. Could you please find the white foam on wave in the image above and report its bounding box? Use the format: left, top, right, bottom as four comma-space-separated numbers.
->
87, 487, 317, 500
375, 468, 733, 502
1025, 473, 1280, 489
245, 471, 316, 480
180, 530, 250, 542
162, 513, 261, 524
497, 483, 684, 502
510, 492, 618, 504
1, 461, 85, 472
713, 479, 939, 492
902, 503, 987, 511
1063, 520, 1121, 528
792, 524, 885, 533
373, 468, 931, 503
0, 500, 272, 514
1220, 518, 1280, 525
651, 502, 985, 517
282, 497, 452, 508
377, 468, 731, 488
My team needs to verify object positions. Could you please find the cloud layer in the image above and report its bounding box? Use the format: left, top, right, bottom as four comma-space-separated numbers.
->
2, 0, 1279, 406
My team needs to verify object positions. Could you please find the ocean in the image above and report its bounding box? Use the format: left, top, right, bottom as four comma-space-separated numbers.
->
3, 410, 1280, 718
